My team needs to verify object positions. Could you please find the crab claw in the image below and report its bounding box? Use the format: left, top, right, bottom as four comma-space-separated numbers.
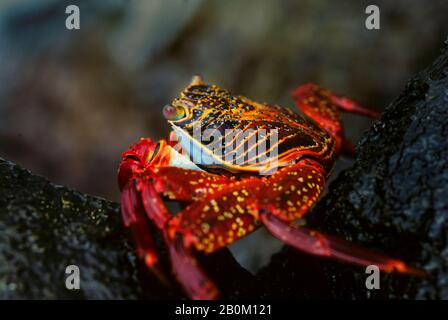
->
118, 138, 160, 190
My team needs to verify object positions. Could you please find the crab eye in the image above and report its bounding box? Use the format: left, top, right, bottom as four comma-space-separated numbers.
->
163, 105, 186, 121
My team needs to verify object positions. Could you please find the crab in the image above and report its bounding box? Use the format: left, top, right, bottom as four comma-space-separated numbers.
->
118, 75, 421, 299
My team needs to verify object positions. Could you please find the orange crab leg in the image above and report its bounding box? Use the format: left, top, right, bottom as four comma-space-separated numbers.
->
292, 83, 379, 155
176, 178, 263, 253
164, 178, 263, 300
126, 166, 232, 299
150, 167, 233, 202
259, 159, 422, 275
137, 166, 239, 297
292, 83, 379, 120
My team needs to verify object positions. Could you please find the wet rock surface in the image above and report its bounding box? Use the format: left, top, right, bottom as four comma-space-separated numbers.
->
0, 158, 255, 299
257, 45, 448, 299
0, 158, 141, 299
1, 43, 447, 299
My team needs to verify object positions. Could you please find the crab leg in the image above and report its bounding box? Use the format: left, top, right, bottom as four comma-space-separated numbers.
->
120, 181, 169, 283
138, 166, 236, 299
292, 83, 379, 155
138, 168, 237, 299
261, 213, 422, 275
292, 83, 379, 120
149, 166, 233, 202
166, 178, 264, 299
118, 139, 175, 282
120, 137, 243, 298
259, 159, 422, 275
160, 159, 420, 299
167, 233, 219, 300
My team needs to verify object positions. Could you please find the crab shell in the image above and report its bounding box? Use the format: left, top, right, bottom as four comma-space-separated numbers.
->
166, 76, 336, 175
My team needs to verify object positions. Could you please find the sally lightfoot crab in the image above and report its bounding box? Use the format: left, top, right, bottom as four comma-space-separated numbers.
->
118, 76, 422, 299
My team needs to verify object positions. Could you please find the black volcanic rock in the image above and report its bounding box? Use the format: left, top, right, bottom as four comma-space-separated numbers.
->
0, 158, 141, 299
0, 158, 255, 299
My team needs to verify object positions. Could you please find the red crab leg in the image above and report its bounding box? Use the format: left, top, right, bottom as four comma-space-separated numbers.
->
331, 93, 380, 119
154, 169, 233, 300
261, 213, 423, 275
118, 139, 173, 283
259, 159, 423, 275
175, 178, 262, 253
149, 166, 233, 202
166, 178, 264, 300
120, 138, 238, 298
292, 83, 379, 120
292, 83, 379, 155
137, 166, 235, 300
168, 233, 219, 300
139, 166, 234, 237
120, 181, 169, 283
127, 171, 228, 297
138, 167, 236, 299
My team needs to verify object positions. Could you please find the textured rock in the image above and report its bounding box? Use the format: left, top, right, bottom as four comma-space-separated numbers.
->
0, 158, 142, 299
0, 158, 256, 299
258, 44, 448, 299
